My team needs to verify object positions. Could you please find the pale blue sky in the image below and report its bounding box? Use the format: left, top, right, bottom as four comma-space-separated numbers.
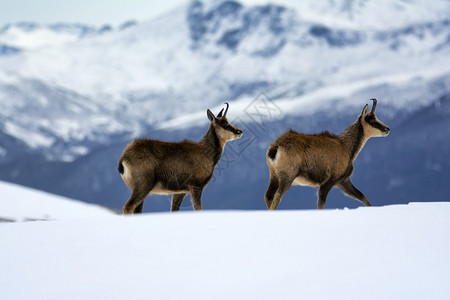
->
0, 0, 188, 27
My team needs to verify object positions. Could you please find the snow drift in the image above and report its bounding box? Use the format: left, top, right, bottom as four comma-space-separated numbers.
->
1, 0, 449, 210
1, 201, 449, 299
0, 181, 114, 221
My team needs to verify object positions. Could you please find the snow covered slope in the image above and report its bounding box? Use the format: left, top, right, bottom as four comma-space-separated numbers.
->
0, 0, 449, 210
0, 181, 115, 222
1, 202, 449, 299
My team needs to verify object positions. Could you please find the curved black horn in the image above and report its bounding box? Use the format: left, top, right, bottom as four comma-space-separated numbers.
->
370, 98, 377, 112
217, 108, 224, 118
223, 102, 229, 117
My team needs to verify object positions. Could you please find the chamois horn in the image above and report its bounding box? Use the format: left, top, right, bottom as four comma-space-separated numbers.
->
217, 102, 229, 118
370, 98, 377, 112
223, 102, 229, 117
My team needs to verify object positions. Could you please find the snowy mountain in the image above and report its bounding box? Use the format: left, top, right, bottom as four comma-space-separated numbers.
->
1, 202, 450, 299
0, 0, 449, 211
0, 21, 136, 51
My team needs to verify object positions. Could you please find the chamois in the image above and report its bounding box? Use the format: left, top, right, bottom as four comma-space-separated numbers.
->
265, 98, 390, 210
118, 103, 242, 214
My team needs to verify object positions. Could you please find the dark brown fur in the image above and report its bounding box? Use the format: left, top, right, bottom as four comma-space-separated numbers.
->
265, 100, 390, 210
119, 106, 242, 214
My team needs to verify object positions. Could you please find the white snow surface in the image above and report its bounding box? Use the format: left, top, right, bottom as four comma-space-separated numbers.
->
1, 186, 449, 299
0, 181, 115, 221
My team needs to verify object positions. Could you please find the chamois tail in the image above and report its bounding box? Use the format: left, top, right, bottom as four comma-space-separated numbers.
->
118, 160, 124, 175
267, 145, 278, 161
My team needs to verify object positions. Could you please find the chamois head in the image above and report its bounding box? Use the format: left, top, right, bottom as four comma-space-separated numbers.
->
207, 102, 243, 141
360, 98, 390, 138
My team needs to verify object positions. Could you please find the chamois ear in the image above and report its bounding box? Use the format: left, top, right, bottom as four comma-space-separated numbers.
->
361, 104, 369, 116
207, 109, 216, 122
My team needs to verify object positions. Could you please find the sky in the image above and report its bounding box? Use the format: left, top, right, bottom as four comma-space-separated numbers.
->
0, 0, 188, 27
0, 0, 351, 29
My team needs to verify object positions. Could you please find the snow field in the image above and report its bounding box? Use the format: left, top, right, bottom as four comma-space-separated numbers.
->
1, 202, 449, 300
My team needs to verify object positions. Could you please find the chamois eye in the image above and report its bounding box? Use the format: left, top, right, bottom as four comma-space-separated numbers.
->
219, 119, 228, 126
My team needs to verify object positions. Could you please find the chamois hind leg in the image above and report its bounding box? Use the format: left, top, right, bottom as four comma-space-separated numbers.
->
337, 178, 371, 207
265, 174, 279, 210
189, 187, 204, 211
122, 180, 154, 215
171, 193, 187, 211
317, 181, 335, 209
123, 189, 149, 214
269, 173, 294, 210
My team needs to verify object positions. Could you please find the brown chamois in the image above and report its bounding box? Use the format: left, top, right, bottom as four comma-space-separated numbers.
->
265, 98, 390, 210
118, 103, 242, 214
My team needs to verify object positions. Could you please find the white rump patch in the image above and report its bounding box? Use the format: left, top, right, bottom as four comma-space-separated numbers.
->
267, 149, 280, 166
121, 162, 130, 183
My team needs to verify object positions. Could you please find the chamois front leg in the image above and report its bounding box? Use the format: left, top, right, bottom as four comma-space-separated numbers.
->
337, 178, 371, 207
134, 202, 144, 214
171, 193, 187, 211
317, 181, 334, 209
189, 187, 204, 210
